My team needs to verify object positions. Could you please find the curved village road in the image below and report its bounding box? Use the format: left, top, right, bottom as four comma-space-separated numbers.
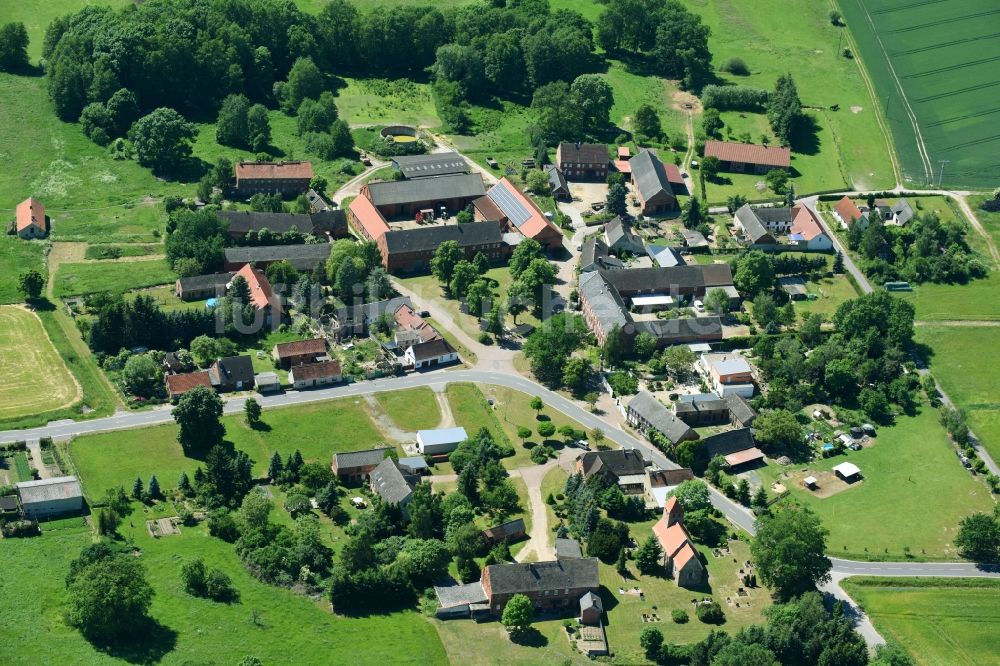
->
5, 367, 1000, 647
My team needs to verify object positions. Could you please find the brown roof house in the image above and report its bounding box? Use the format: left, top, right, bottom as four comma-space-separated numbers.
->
166, 371, 213, 400
576, 449, 648, 494
175, 272, 234, 301
331, 447, 393, 483
235, 161, 313, 196
626, 391, 698, 446
474, 178, 564, 250
556, 143, 609, 180
481, 517, 527, 545
703, 140, 790, 174
288, 359, 342, 390
651, 497, 707, 588
481, 558, 600, 614
272, 338, 328, 369
230, 264, 284, 327
13, 197, 49, 239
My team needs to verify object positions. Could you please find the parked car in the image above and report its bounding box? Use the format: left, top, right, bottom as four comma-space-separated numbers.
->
694, 299, 705, 312
576, 440, 591, 450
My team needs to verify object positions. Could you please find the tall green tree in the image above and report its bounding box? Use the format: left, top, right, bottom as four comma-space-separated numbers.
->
954, 512, 1000, 561
633, 103, 662, 139
246, 104, 272, 152
431, 240, 463, 285
279, 57, 324, 114
17, 270, 45, 301
215, 94, 251, 147
751, 504, 832, 600
172, 385, 225, 452
67, 552, 154, 640
0, 22, 30, 71
767, 73, 804, 145
129, 108, 197, 173
570, 74, 614, 129
500, 594, 534, 636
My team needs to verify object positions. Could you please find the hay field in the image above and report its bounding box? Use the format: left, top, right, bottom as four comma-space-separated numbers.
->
839, 0, 1000, 188
0, 306, 80, 419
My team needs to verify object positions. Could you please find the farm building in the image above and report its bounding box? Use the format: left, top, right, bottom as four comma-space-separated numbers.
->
272, 338, 328, 369
416, 427, 469, 456
13, 197, 48, 239
363, 173, 486, 218
347, 193, 392, 242
223, 243, 332, 272
474, 178, 564, 249
288, 360, 342, 389
482, 518, 527, 545
626, 392, 697, 446
235, 161, 312, 196
331, 447, 393, 483
397, 456, 429, 475
605, 216, 645, 254
833, 196, 867, 228
703, 140, 790, 174
645, 243, 685, 268
217, 210, 347, 242
391, 152, 469, 179
779, 276, 809, 300
379, 221, 508, 274
575, 449, 649, 494
629, 150, 677, 214
208, 355, 255, 392
481, 558, 600, 614
833, 462, 862, 481
229, 264, 284, 325
175, 272, 234, 301
555, 537, 583, 560
166, 371, 213, 399
16, 476, 84, 519
556, 143, 609, 180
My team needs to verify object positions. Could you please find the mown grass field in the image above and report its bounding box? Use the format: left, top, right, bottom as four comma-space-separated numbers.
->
0, 235, 45, 304
0, 512, 447, 666
54, 259, 178, 297
71, 397, 388, 501
838, 0, 1000, 189
0, 306, 79, 420
374, 386, 442, 431
754, 408, 994, 559
842, 577, 1000, 666
916, 325, 1000, 463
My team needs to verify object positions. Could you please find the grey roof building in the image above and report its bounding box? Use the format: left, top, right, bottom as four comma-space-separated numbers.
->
218, 210, 347, 238
483, 557, 600, 599
367, 173, 485, 207
645, 243, 685, 268
725, 393, 757, 427
576, 449, 647, 482
175, 272, 234, 300
391, 152, 469, 179
633, 316, 724, 344
546, 165, 570, 200
734, 204, 778, 245
579, 270, 630, 334
223, 243, 332, 271
555, 537, 584, 560
369, 457, 419, 507
630, 149, 676, 214
580, 237, 624, 273
682, 229, 709, 248
208, 355, 255, 392
382, 220, 504, 255
626, 391, 697, 445
703, 427, 757, 458
16, 476, 84, 519
605, 216, 645, 254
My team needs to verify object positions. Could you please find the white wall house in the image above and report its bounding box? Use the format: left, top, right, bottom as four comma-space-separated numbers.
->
416, 427, 469, 455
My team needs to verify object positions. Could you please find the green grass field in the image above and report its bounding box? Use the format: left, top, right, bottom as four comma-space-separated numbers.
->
842, 578, 1000, 666
0, 235, 45, 305
374, 387, 443, 431
838, 0, 1000, 188
84, 244, 163, 260
0, 306, 80, 420
916, 325, 1000, 462
755, 408, 994, 559
0, 513, 446, 665
71, 398, 388, 501
54, 259, 177, 297
13, 451, 33, 482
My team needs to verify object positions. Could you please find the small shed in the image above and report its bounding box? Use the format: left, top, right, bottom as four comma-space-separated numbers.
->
397, 456, 429, 475
803, 476, 818, 489
416, 427, 468, 455
16, 476, 84, 519
579, 591, 604, 625
833, 462, 861, 481
555, 537, 583, 560
255, 372, 281, 393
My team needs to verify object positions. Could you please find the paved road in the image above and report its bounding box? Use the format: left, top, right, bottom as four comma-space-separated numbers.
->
804, 197, 1000, 477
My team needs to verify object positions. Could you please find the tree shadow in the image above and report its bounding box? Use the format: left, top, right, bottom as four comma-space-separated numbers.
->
249, 421, 272, 433
789, 113, 821, 155
510, 626, 548, 647
85, 617, 178, 664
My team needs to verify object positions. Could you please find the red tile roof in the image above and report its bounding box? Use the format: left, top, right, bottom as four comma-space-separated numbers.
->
349, 194, 390, 240
16, 197, 45, 233
663, 495, 683, 520
835, 196, 863, 223
393, 303, 440, 342
235, 161, 313, 181
234, 264, 283, 317
663, 162, 684, 187
490, 178, 561, 243
652, 519, 690, 558
290, 359, 342, 381
672, 542, 699, 571
614, 159, 632, 174
166, 371, 212, 397
790, 206, 825, 241
704, 140, 791, 168
617, 146, 631, 158
724, 447, 765, 466
273, 338, 327, 359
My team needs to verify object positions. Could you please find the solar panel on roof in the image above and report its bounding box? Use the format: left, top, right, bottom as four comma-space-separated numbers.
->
488, 183, 532, 228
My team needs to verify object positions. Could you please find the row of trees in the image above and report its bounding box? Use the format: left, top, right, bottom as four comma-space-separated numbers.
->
86, 292, 214, 356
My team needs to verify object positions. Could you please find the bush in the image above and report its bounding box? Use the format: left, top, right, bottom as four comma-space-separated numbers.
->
207, 509, 240, 542
672, 609, 689, 623
701, 84, 769, 111
719, 57, 749, 76
696, 600, 725, 624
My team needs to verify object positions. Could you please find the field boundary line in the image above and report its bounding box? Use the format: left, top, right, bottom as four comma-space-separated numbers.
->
832, 0, 903, 187
853, 0, 933, 183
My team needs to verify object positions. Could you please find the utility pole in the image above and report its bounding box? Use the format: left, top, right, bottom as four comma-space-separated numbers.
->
937, 160, 950, 188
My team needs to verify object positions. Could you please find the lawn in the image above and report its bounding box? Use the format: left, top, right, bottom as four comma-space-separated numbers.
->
790, 274, 860, 319
899, 272, 1000, 322
916, 325, 1000, 462
0, 511, 447, 666
336, 77, 440, 128
54, 259, 178, 297
842, 577, 1000, 666
0, 236, 45, 305
0, 306, 80, 421
755, 408, 995, 559
374, 387, 443, 431
434, 616, 582, 666
71, 397, 388, 502
84, 244, 163, 260
13, 452, 33, 482
838, 0, 1000, 189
